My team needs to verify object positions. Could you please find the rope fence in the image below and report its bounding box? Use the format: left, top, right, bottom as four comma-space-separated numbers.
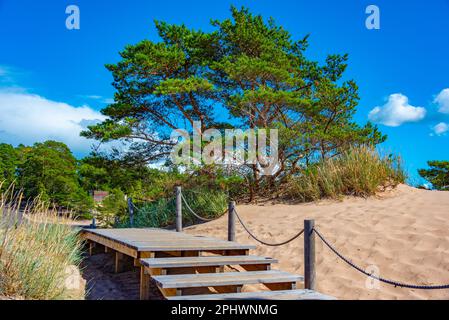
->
128, 186, 449, 292
181, 193, 218, 222
313, 227, 449, 290
233, 207, 304, 247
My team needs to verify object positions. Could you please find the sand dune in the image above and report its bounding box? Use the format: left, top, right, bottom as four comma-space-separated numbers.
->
185, 185, 449, 300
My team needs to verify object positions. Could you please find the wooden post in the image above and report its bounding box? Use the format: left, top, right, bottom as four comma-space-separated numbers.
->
128, 197, 134, 227
140, 267, 151, 300
115, 252, 125, 273
228, 201, 236, 242
175, 186, 182, 232
304, 219, 316, 290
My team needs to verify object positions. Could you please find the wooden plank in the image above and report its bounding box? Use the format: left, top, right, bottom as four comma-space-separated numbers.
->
223, 249, 250, 256
159, 287, 180, 297
134, 251, 155, 267
132, 243, 255, 252
214, 285, 242, 294
167, 289, 336, 300
81, 232, 138, 258
81, 229, 256, 253
241, 264, 271, 271
82, 228, 252, 243
140, 267, 151, 300
146, 266, 221, 276
264, 282, 296, 291
152, 271, 303, 289
140, 255, 277, 269
181, 251, 200, 257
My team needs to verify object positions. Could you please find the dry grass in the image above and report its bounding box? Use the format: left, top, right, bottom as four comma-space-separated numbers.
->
285, 146, 406, 202
0, 183, 84, 300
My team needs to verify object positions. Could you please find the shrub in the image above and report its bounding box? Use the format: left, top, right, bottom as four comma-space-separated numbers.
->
285, 146, 406, 201
95, 188, 128, 227
0, 186, 84, 300
125, 188, 228, 228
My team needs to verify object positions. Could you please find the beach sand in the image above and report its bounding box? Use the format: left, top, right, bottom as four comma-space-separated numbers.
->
185, 185, 449, 300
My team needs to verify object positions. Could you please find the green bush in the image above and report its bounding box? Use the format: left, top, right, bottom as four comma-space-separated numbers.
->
125, 188, 228, 228
285, 146, 406, 202
95, 189, 128, 227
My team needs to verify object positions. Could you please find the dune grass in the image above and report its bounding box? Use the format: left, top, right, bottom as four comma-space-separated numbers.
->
0, 184, 84, 300
285, 146, 406, 202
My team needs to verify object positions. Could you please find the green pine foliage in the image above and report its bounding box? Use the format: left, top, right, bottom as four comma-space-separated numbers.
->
418, 161, 449, 190
81, 6, 387, 199
0, 7, 407, 231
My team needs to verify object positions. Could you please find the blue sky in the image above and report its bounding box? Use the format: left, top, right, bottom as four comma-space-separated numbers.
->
0, 0, 449, 184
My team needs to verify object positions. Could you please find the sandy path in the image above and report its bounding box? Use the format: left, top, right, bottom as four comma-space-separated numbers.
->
81, 253, 164, 300
185, 185, 449, 300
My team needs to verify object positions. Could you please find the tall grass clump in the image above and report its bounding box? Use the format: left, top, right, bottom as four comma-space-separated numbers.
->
286, 146, 406, 202
126, 188, 228, 228
0, 184, 84, 300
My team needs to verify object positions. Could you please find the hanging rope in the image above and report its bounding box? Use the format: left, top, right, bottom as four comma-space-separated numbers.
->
181, 193, 222, 222
233, 207, 304, 247
314, 228, 449, 290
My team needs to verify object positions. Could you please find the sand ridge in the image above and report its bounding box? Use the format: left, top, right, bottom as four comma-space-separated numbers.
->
185, 185, 449, 300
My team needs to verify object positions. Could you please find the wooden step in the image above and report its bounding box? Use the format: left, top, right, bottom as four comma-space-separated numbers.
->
152, 270, 303, 296
168, 289, 336, 300
82, 229, 255, 254
141, 255, 277, 269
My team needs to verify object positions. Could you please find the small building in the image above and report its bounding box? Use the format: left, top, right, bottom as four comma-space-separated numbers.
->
93, 191, 109, 203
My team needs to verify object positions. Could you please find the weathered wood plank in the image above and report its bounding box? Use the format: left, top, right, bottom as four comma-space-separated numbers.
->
264, 282, 296, 291
81, 231, 138, 258
167, 289, 336, 300
146, 266, 221, 276
81, 229, 256, 253
152, 270, 303, 289
140, 255, 277, 269
132, 243, 255, 252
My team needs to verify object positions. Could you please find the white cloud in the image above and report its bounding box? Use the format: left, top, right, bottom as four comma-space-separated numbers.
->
432, 122, 449, 136
0, 91, 107, 155
368, 93, 426, 127
84, 95, 103, 100
79, 94, 114, 104
435, 88, 449, 114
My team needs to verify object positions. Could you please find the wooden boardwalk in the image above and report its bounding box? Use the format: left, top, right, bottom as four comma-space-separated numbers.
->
81, 228, 334, 300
